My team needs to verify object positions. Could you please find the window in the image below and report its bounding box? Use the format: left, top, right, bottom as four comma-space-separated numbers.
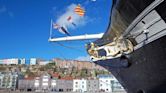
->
75, 85, 78, 88
59, 89, 63, 92
75, 82, 78, 84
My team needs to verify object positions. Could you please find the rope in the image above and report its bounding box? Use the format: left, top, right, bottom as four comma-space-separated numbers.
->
50, 42, 67, 60
56, 42, 85, 52
49, 41, 88, 60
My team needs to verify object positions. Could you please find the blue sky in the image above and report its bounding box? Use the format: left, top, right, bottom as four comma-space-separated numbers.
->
0, 0, 112, 60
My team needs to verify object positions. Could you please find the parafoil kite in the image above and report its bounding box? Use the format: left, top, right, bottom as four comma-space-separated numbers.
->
67, 16, 76, 27
53, 4, 85, 36
74, 4, 85, 16
53, 23, 70, 36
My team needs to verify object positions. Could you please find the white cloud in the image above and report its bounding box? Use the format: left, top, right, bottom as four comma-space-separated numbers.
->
56, 4, 86, 30
75, 55, 91, 61
91, 0, 96, 2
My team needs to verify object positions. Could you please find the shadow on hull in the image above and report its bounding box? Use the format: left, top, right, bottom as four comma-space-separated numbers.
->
95, 35, 166, 93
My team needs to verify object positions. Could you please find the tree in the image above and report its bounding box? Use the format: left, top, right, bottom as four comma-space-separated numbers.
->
24, 68, 34, 77
80, 68, 88, 77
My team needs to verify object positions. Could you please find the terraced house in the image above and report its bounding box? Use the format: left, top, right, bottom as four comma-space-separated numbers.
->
0, 72, 18, 90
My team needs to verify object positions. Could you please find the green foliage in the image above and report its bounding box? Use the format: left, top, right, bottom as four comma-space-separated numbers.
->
53, 68, 57, 72
0, 66, 6, 71
25, 68, 35, 77
80, 68, 88, 77
95, 70, 109, 76
44, 62, 56, 70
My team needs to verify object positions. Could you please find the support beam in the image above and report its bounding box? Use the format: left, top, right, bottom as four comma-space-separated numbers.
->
49, 33, 104, 42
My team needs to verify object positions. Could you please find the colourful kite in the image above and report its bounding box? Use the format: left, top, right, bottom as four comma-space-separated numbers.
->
74, 4, 85, 16
67, 16, 76, 27
53, 23, 70, 36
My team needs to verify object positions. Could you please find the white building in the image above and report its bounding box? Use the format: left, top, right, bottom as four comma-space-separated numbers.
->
38, 61, 50, 65
99, 77, 112, 92
0, 72, 18, 90
73, 79, 87, 92
98, 75, 125, 92
34, 74, 51, 91
39, 74, 51, 91
98, 75, 115, 92
0, 58, 19, 65
42, 75, 49, 89
51, 79, 56, 87
111, 79, 125, 92
20, 58, 26, 64
50, 79, 56, 91
34, 77, 40, 90
30, 58, 37, 65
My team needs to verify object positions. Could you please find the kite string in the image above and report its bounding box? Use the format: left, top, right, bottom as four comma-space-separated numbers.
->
50, 42, 67, 60
50, 41, 87, 55
50, 42, 88, 60
56, 42, 85, 52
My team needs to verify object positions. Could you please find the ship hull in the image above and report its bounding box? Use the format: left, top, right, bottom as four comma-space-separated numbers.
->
95, 35, 166, 93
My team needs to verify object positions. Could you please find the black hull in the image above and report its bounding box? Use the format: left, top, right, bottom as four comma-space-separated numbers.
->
95, 35, 166, 93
